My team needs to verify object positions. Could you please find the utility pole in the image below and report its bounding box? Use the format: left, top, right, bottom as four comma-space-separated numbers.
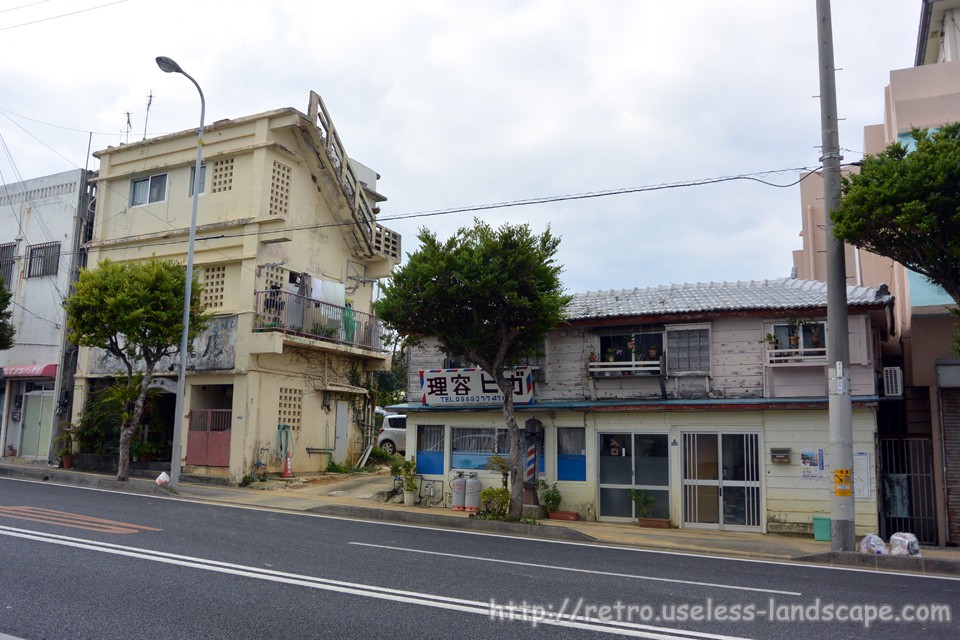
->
816, 0, 855, 551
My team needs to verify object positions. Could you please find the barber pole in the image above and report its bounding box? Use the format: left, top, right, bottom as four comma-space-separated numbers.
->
525, 441, 536, 482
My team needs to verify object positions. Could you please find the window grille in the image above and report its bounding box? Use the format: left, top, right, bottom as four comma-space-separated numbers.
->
26, 241, 60, 278
0, 242, 15, 289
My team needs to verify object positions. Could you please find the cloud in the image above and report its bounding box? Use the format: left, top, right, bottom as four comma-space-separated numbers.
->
0, 0, 920, 293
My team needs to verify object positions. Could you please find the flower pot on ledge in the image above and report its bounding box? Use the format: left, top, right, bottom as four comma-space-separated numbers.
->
547, 510, 579, 521
636, 517, 671, 528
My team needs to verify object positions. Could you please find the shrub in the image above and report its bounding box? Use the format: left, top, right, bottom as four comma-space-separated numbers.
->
479, 487, 511, 520
326, 460, 351, 474
389, 457, 418, 491
367, 446, 393, 465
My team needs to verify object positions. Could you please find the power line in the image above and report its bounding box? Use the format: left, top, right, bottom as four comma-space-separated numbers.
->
0, 0, 127, 32
63, 166, 826, 257
0, 1, 53, 15
380, 168, 820, 223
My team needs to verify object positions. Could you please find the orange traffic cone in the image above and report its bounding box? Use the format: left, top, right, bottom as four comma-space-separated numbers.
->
281, 452, 295, 478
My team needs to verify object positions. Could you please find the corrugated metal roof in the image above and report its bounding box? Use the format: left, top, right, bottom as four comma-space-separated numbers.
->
565, 277, 890, 321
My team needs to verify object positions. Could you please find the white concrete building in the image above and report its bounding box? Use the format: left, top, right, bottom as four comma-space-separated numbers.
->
0, 169, 96, 461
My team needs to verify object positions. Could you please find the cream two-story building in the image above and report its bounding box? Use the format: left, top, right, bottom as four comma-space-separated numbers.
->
73, 91, 400, 482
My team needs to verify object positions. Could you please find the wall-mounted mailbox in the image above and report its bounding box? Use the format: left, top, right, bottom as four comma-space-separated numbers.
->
770, 447, 791, 463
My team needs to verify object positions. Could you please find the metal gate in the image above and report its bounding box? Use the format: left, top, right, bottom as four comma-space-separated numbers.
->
878, 437, 937, 545
185, 409, 232, 467
682, 432, 761, 530
942, 388, 960, 545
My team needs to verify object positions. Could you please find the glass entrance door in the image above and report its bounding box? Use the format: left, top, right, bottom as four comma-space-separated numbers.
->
598, 432, 669, 520
682, 432, 760, 530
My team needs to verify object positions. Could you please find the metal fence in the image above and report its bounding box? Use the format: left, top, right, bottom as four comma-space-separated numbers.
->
253, 289, 386, 351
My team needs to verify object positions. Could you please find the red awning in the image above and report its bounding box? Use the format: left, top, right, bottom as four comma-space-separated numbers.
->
1, 364, 58, 378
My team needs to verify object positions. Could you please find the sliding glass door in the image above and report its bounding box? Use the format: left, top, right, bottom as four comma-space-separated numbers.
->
682, 432, 760, 530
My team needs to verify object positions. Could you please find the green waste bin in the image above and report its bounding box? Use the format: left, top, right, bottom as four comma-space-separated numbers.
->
813, 516, 831, 541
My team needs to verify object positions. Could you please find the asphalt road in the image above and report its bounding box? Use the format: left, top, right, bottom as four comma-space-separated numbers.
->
1, 477, 957, 639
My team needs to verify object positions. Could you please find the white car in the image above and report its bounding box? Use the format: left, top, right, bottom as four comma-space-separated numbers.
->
376, 414, 407, 455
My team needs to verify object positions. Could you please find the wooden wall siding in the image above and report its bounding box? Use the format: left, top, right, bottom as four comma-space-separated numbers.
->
406, 340, 445, 400
763, 408, 878, 535
404, 314, 879, 404
709, 319, 765, 398
537, 329, 592, 401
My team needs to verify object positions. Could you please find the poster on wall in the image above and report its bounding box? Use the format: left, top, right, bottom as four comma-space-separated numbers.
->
854, 451, 870, 500
800, 447, 825, 479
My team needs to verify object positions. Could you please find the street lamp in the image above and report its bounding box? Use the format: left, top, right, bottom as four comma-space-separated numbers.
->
156, 56, 204, 489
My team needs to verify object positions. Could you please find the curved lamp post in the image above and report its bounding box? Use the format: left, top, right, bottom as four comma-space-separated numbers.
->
156, 56, 204, 489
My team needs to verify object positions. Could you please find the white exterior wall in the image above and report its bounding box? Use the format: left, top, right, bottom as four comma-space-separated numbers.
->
0, 169, 85, 369
0, 169, 89, 459
405, 406, 880, 535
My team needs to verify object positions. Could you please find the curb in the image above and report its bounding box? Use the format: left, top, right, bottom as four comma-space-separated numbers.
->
308, 503, 597, 543
794, 551, 960, 576
0, 464, 168, 497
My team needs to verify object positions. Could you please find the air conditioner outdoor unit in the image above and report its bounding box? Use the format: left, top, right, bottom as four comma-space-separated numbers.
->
883, 367, 903, 398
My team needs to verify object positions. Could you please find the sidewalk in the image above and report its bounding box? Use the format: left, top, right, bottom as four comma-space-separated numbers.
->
2, 459, 958, 576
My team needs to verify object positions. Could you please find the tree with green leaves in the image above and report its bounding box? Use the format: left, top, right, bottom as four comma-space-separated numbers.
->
65, 259, 208, 481
374, 220, 570, 517
834, 124, 960, 348
374, 344, 407, 408
0, 276, 14, 350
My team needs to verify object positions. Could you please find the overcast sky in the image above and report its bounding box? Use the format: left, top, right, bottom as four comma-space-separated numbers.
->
0, 0, 921, 294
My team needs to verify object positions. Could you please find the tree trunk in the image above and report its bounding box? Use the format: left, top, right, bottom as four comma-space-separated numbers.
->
116, 369, 155, 481
494, 370, 525, 518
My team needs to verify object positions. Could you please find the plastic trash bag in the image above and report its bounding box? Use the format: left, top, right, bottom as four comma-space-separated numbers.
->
156, 471, 171, 487
890, 532, 921, 556
858, 533, 888, 554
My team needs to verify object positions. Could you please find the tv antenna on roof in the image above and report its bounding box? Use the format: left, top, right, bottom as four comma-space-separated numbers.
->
143, 90, 154, 140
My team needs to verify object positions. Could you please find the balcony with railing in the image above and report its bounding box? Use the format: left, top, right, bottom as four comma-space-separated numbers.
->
764, 347, 827, 367
588, 359, 662, 377
253, 289, 386, 352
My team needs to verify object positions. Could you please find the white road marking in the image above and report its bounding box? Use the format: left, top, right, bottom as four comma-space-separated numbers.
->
349, 541, 801, 596
1, 524, 755, 640
5, 477, 957, 583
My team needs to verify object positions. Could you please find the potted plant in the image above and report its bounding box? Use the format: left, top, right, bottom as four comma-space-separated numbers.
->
54, 429, 74, 470
604, 347, 615, 362
537, 480, 578, 520
788, 318, 809, 348
647, 345, 658, 359
809, 323, 822, 348
131, 439, 161, 463
588, 351, 598, 363
761, 333, 781, 361
629, 488, 670, 528
760, 333, 778, 347
391, 457, 419, 505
